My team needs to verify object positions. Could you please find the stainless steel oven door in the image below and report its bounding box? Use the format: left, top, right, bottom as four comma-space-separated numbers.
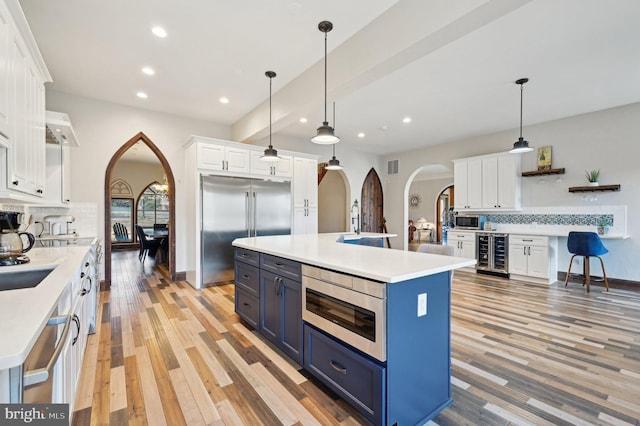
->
302, 276, 386, 361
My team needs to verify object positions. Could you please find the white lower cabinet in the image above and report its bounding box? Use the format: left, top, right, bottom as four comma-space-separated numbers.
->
446, 230, 477, 260
293, 206, 318, 234
508, 235, 557, 284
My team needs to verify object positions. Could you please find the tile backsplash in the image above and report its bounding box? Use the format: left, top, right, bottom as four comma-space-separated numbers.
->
25, 202, 98, 237
487, 213, 613, 226
483, 205, 626, 237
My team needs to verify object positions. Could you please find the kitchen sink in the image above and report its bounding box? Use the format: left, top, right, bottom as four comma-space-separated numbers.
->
0, 267, 55, 291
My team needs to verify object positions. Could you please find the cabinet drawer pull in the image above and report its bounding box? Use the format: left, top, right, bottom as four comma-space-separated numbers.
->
243, 302, 251, 307
242, 274, 250, 279
72, 314, 80, 345
274, 262, 285, 268
523, 239, 533, 242
23, 314, 72, 387
12, 180, 18, 186
329, 360, 347, 375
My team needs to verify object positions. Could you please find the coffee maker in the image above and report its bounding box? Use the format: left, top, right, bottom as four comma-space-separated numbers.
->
0, 211, 35, 265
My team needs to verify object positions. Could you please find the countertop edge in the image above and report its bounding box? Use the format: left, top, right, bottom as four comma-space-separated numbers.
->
233, 234, 476, 283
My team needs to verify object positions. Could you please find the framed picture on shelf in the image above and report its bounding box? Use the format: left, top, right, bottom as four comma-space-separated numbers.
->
537, 146, 552, 170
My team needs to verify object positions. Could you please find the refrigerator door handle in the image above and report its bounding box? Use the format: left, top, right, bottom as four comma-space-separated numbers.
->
245, 191, 251, 237
253, 192, 257, 237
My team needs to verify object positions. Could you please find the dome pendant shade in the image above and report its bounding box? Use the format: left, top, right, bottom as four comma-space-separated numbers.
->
510, 137, 533, 153
311, 21, 340, 145
312, 122, 339, 144
261, 145, 279, 162
325, 102, 343, 170
325, 156, 343, 170
509, 77, 534, 154
260, 70, 281, 161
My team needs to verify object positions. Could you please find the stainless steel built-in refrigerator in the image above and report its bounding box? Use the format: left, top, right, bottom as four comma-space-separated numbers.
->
201, 175, 291, 286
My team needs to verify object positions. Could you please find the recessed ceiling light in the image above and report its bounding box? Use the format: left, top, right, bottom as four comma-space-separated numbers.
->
136, 91, 148, 99
55, 128, 61, 132
219, 97, 229, 104
151, 26, 167, 38
357, 132, 365, 138
142, 66, 155, 76
403, 117, 412, 124
299, 117, 307, 123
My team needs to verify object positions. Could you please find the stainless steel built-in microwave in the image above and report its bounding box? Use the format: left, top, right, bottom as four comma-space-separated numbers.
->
454, 214, 486, 230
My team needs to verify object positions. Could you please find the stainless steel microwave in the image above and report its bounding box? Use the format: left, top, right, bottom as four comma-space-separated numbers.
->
454, 214, 486, 230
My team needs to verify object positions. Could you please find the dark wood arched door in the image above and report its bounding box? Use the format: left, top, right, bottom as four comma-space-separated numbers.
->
361, 168, 384, 233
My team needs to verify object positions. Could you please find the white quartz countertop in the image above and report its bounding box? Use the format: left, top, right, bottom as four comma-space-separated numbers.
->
0, 243, 94, 370
233, 233, 476, 283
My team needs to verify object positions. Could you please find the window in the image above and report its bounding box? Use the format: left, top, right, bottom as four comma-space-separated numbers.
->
111, 198, 134, 243
137, 182, 169, 230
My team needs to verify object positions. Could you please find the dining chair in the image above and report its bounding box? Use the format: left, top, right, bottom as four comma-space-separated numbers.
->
135, 225, 161, 263
112, 222, 129, 242
417, 243, 455, 256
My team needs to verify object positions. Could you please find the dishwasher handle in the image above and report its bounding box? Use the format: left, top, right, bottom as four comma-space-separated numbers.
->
23, 314, 72, 387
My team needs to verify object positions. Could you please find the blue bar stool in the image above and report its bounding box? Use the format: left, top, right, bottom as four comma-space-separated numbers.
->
564, 231, 609, 293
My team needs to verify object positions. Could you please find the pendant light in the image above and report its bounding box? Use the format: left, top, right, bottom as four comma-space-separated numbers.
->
325, 102, 343, 170
260, 70, 281, 161
311, 21, 340, 145
509, 78, 534, 154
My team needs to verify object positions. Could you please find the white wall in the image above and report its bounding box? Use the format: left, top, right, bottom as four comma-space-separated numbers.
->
383, 102, 640, 281
112, 159, 165, 198
318, 171, 348, 232
408, 177, 453, 224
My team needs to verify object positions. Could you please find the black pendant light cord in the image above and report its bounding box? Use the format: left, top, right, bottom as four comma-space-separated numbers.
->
269, 74, 273, 148
323, 30, 328, 124
519, 82, 523, 139
332, 102, 336, 156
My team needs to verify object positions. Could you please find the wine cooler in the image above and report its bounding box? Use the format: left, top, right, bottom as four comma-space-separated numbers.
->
476, 233, 509, 277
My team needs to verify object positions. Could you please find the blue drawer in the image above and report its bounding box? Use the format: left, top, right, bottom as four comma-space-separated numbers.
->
235, 262, 259, 296
235, 288, 259, 329
234, 247, 259, 267
260, 253, 301, 282
304, 324, 385, 425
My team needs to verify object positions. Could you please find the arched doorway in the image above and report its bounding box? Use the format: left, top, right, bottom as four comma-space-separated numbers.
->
103, 132, 176, 289
318, 167, 350, 232
361, 168, 383, 233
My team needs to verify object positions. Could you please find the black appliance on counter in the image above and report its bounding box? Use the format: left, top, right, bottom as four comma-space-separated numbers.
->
476, 232, 509, 277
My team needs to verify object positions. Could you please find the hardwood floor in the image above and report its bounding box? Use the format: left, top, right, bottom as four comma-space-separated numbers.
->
73, 251, 640, 425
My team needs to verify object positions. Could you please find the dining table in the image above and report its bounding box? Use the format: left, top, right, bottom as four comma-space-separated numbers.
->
144, 228, 169, 264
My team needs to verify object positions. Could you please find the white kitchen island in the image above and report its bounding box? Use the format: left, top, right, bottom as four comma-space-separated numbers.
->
233, 233, 475, 425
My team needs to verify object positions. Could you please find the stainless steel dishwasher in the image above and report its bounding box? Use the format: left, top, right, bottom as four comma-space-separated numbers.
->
476, 232, 509, 277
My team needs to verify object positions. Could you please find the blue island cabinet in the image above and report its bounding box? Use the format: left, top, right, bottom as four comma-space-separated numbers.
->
304, 270, 453, 426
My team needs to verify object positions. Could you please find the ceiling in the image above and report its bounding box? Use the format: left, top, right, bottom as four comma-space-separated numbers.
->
19, 0, 640, 156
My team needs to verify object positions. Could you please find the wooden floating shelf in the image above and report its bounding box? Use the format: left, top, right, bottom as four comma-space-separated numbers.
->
568, 184, 621, 193
521, 168, 565, 176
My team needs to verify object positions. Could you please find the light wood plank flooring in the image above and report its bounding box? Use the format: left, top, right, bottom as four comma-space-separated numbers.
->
72, 251, 640, 425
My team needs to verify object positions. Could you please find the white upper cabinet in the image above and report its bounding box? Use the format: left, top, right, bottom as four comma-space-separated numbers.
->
482, 155, 520, 210
454, 152, 520, 212
197, 143, 251, 173
250, 151, 293, 177
0, 2, 10, 142
0, 0, 51, 201
454, 158, 482, 209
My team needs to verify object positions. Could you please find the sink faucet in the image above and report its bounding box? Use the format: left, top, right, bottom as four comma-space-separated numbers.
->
351, 199, 361, 234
